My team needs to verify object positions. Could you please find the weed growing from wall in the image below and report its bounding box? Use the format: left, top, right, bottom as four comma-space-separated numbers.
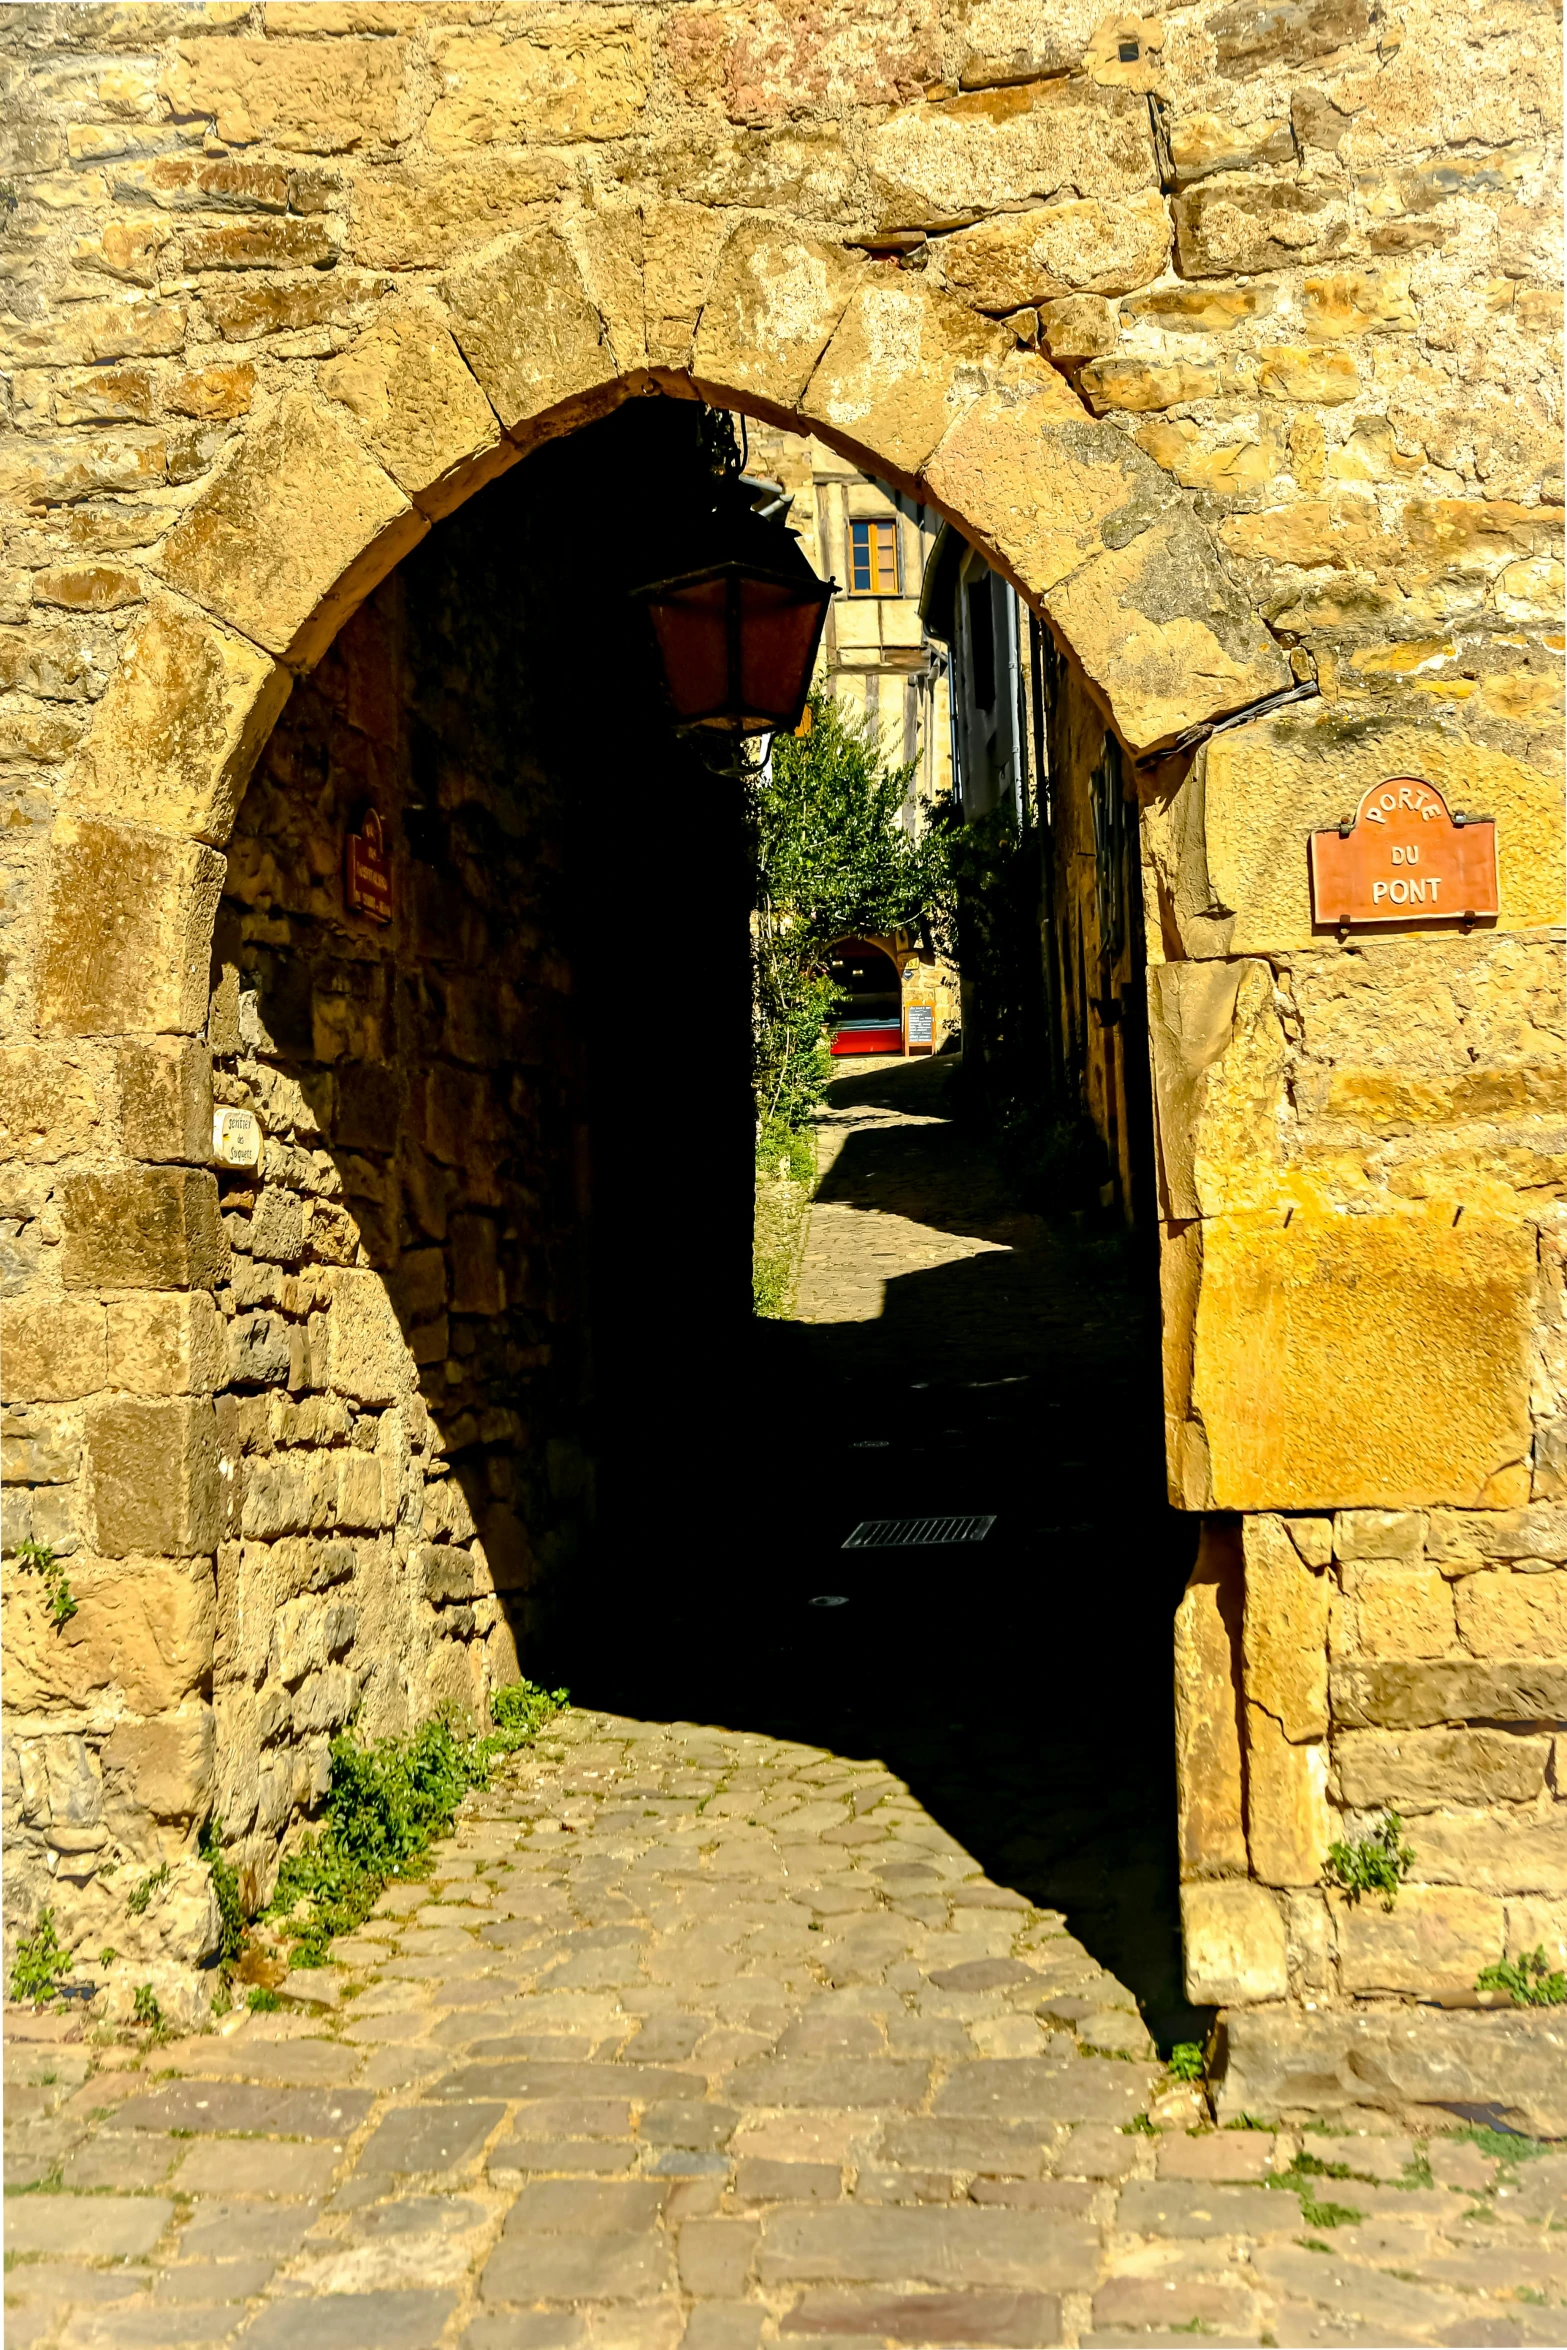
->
15, 1539, 77, 1628
199, 1817, 246, 1965
1324, 1813, 1414, 1910
1475, 1947, 1567, 2006
271, 1680, 566, 1966
10, 1909, 72, 2004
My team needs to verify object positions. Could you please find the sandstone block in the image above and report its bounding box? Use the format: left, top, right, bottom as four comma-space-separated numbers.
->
1301, 269, 1417, 340
643, 201, 730, 374
37, 819, 225, 1037
1335, 1727, 1550, 1813
950, 0, 1102, 89
1123, 284, 1276, 335
449, 1215, 504, 1317
1256, 345, 1360, 404
1149, 959, 1284, 1224
226, 1310, 293, 1390
1333, 1657, 1567, 1731
319, 1268, 409, 1406
349, 153, 571, 271
101, 1702, 215, 1824
2, 1405, 81, 1486
867, 81, 1156, 232
1173, 1519, 1247, 1877
292, 1663, 357, 1735
1340, 1883, 1504, 2000
1220, 2005, 1567, 2140
1196, 700, 1564, 954
1348, 1565, 1456, 1659
418, 1542, 481, 1603
159, 37, 407, 152
165, 365, 256, 420
1079, 358, 1220, 413
318, 295, 511, 522
1038, 296, 1116, 360
693, 220, 861, 423
1393, 1811, 1567, 1899
1169, 113, 1294, 186
426, 17, 652, 151
86, 1397, 221, 1558
801, 279, 1014, 488
934, 189, 1171, 309
66, 593, 289, 849
1242, 1515, 1329, 1741
0, 300, 186, 370
1193, 1212, 1535, 1512
924, 378, 1169, 608
1504, 1898, 1567, 1973
335, 1450, 393, 1531
1457, 1571, 1567, 1657
160, 388, 425, 671
1, 1297, 106, 1403
3, 1557, 215, 1717
1174, 177, 1353, 277
1182, 1878, 1288, 2005
444, 227, 622, 447
0, 1045, 105, 1163
1245, 1710, 1330, 1888
1046, 508, 1290, 752
1335, 1510, 1426, 1561
106, 1293, 224, 1399
119, 1038, 213, 1164
1426, 1505, 1567, 1570
61, 1169, 226, 1293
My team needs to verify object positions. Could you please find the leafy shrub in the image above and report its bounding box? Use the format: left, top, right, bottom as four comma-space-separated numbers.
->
270, 1681, 566, 1967
10, 1909, 73, 2004
1324, 1813, 1414, 1910
131, 1984, 161, 2028
247, 1986, 282, 2013
1166, 2042, 1205, 2083
1475, 1947, 1567, 2007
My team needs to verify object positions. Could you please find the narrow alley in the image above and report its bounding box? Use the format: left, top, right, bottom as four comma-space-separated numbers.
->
8, 1069, 1564, 2350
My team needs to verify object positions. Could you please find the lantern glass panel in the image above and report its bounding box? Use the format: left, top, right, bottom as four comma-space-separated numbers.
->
737, 575, 828, 729
645, 575, 730, 723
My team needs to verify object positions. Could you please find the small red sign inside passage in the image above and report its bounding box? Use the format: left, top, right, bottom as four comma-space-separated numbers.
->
345, 807, 393, 925
1309, 777, 1498, 928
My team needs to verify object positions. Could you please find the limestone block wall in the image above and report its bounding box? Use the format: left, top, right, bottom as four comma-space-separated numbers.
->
0, 0, 1560, 2009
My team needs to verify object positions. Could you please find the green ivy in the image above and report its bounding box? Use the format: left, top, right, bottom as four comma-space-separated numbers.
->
1166, 2042, 1206, 2084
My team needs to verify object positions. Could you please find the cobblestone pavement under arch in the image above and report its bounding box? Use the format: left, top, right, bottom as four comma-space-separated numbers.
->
7, 1708, 1567, 2350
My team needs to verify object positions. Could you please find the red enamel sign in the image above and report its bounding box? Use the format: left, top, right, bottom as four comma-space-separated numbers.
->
345, 807, 393, 925
1309, 777, 1498, 929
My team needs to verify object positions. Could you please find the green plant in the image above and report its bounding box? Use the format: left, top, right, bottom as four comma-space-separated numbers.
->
98, 1947, 118, 1969
10, 1910, 73, 2004
269, 1682, 566, 1966
1453, 2125, 1547, 2166
751, 692, 952, 1138
131, 1984, 161, 2028
1268, 2154, 1365, 2230
1166, 2043, 1206, 2083
127, 1863, 171, 1916
15, 1538, 77, 1630
247, 1986, 282, 2013
199, 1816, 246, 1966
1476, 1946, 1567, 2007
1121, 2111, 1157, 2137
1324, 1812, 1415, 1910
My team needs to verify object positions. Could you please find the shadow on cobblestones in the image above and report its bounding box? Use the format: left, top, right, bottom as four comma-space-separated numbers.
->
559, 1058, 1205, 2052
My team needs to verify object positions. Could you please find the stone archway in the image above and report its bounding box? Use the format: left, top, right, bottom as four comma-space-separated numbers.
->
7, 178, 1562, 2086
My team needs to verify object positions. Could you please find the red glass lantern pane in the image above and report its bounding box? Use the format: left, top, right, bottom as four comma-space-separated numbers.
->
645, 574, 732, 723
736, 574, 829, 729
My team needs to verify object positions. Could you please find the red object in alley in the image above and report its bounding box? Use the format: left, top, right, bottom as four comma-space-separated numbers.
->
831, 1022, 905, 1055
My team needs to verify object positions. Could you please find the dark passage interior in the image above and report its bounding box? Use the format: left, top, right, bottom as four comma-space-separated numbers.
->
225, 393, 1199, 2046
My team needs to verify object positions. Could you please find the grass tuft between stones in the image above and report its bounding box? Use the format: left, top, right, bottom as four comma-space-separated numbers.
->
268, 1679, 567, 1966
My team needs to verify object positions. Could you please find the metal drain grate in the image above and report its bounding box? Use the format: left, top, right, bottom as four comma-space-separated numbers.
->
842, 1514, 996, 1549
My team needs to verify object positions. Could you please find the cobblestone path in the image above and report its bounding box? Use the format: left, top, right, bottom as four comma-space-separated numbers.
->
8, 1708, 1567, 2350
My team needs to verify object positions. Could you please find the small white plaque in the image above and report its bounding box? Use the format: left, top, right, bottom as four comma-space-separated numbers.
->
212, 1107, 262, 1170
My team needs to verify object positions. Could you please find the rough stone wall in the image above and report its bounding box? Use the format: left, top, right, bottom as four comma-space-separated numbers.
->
0, 0, 1560, 2018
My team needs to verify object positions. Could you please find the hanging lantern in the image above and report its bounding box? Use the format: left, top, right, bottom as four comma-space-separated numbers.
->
634, 434, 834, 738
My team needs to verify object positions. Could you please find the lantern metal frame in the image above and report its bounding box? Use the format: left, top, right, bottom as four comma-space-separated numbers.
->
632, 553, 834, 741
